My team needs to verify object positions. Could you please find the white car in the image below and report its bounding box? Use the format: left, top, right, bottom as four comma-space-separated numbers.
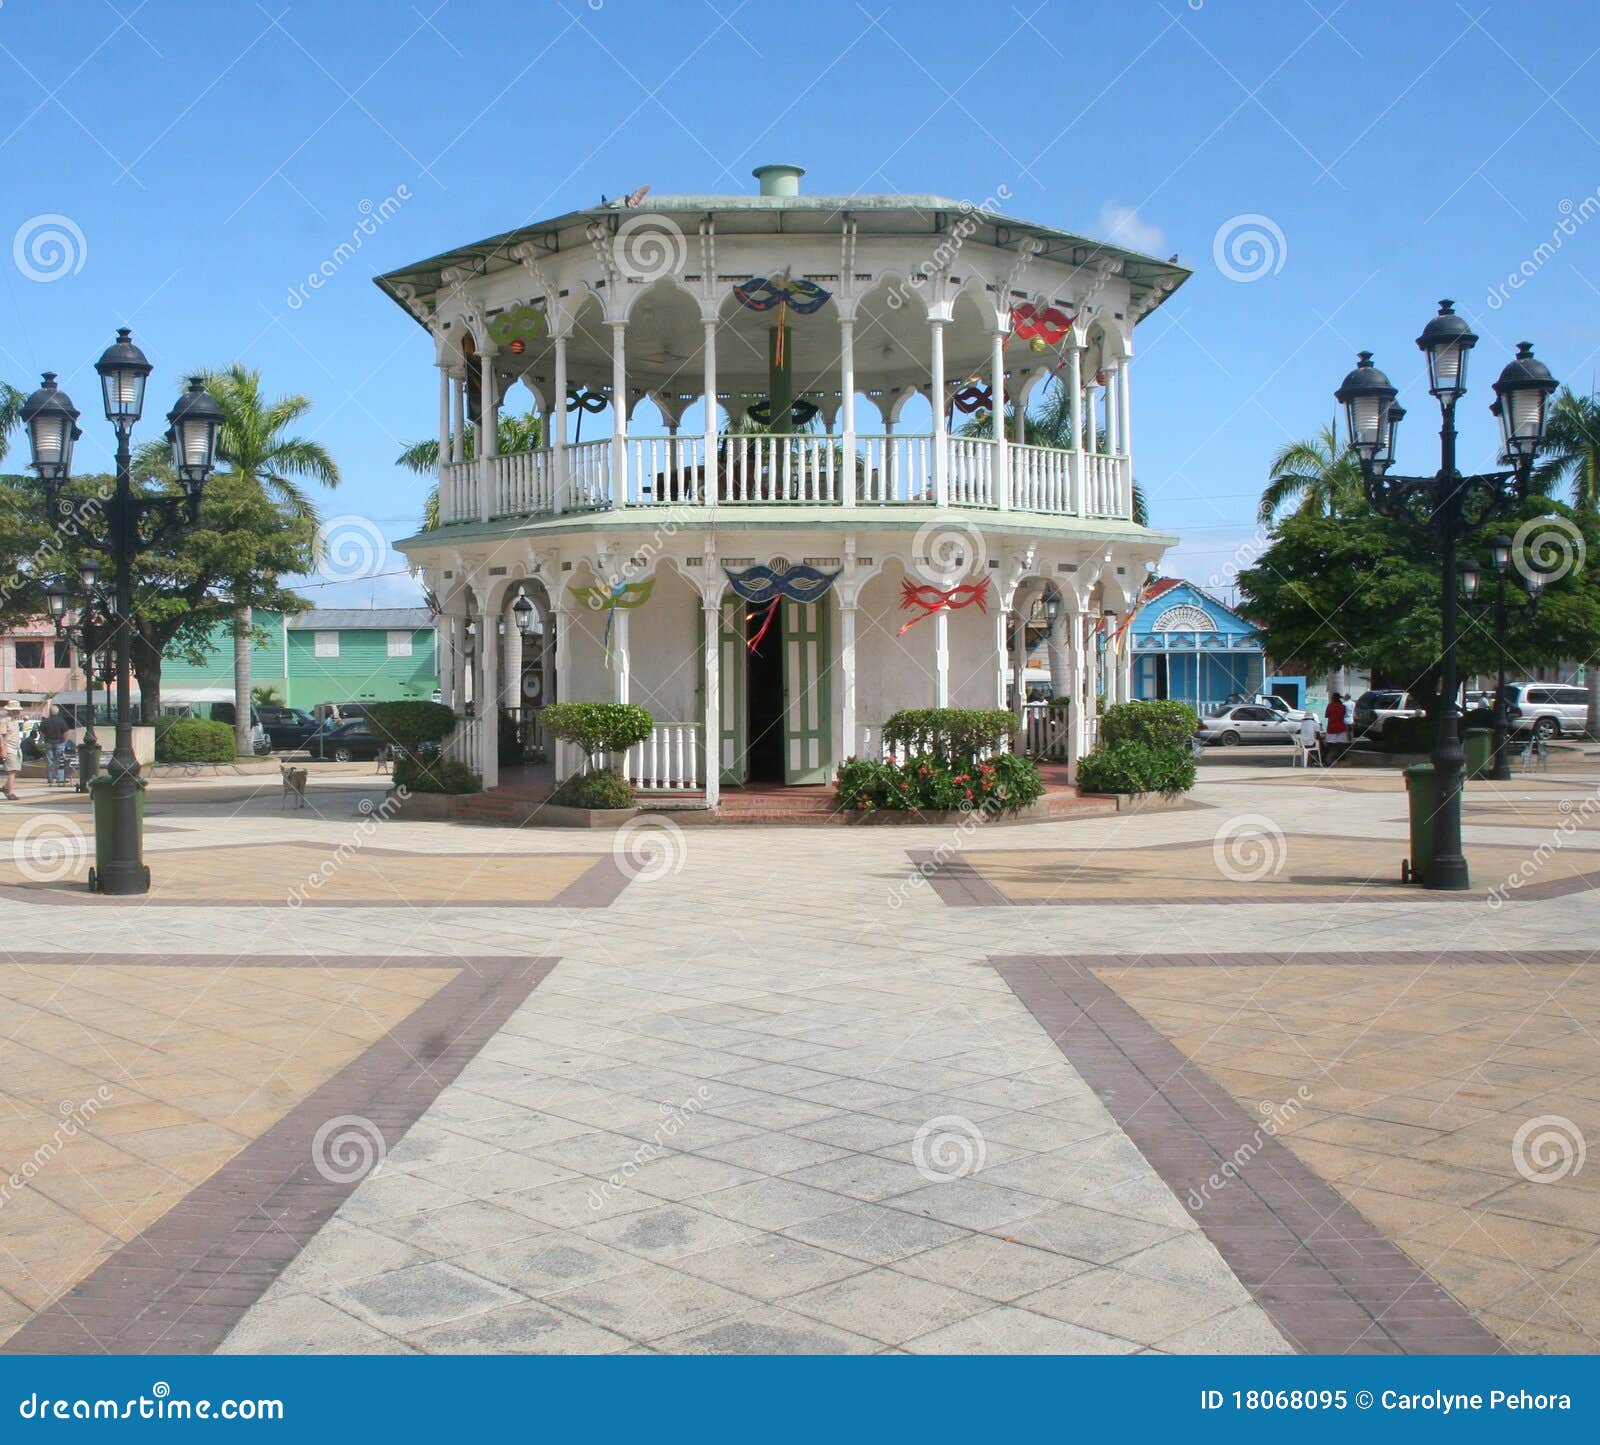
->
1197, 704, 1300, 747
1503, 683, 1591, 739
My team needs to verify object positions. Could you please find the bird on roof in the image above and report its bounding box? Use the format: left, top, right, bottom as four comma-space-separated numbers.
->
601, 185, 652, 209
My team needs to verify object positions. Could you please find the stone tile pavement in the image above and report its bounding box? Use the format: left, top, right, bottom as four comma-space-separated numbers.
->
0, 759, 1594, 1353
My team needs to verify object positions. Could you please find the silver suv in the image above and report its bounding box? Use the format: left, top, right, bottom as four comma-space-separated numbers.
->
1503, 683, 1590, 739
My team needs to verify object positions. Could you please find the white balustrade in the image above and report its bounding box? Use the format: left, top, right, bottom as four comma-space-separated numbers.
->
1008, 443, 1075, 514
856, 434, 931, 503
493, 450, 554, 516
623, 723, 703, 791
565, 439, 614, 510
945, 437, 995, 507
633, 436, 705, 505
439, 461, 476, 523
1084, 453, 1131, 518
721, 433, 839, 504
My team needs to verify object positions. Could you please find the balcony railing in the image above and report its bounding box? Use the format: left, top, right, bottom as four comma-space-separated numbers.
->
436, 435, 1132, 526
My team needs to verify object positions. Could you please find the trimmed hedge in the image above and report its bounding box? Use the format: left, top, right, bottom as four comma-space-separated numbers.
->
881, 708, 1015, 762
1100, 699, 1199, 750
365, 701, 457, 758
154, 718, 235, 764
540, 702, 654, 769
549, 767, 635, 810
393, 755, 480, 794
1076, 740, 1196, 796
835, 752, 1044, 814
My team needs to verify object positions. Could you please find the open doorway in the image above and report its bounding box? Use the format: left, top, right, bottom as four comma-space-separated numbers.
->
745, 603, 786, 782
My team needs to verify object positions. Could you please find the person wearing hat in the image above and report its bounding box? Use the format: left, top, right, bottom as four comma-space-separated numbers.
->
0, 701, 22, 800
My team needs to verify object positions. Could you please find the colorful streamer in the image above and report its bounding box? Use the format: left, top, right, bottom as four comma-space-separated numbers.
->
897, 577, 990, 636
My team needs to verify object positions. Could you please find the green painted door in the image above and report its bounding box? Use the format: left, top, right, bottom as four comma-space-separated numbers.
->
783, 596, 830, 784
715, 596, 746, 784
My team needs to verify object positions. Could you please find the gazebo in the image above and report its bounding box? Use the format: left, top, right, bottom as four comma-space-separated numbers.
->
380, 165, 1189, 799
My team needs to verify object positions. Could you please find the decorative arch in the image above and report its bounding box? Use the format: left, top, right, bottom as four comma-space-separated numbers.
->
1151, 602, 1214, 634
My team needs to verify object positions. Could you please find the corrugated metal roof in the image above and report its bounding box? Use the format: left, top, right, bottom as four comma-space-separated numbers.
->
290, 609, 432, 631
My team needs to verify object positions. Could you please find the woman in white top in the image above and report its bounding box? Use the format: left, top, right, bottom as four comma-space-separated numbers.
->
0, 700, 23, 800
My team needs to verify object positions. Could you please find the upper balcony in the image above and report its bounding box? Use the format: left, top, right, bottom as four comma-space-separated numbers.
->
435, 432, 1132, 526
378, 163, 1187, 538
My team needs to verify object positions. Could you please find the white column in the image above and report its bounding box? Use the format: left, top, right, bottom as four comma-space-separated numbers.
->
504, 600, 524, 722
553, 332, 570, 510
702, 598, 721, 806
1078, 611, 1095, 753
478, 347, 498, 524
1120, 640, 1134, 705
702, 318, 718, 506
1067, 344, 1084, 518
992, 606, 1008, 710
610, 319, 628, 510
839, 601, 857, 762
930, 317, 947, 506
1012, 611, 1027, 736
1106, 363, 1121, 457
437, 366, 451, 467
1118, 356, 1133, 520
478, 618, 499, 789
934, 609, 950, 707
540, 603, 555, 708
613, 607, 630, 704
553, 606, 571, 778
992, 328, 1009, 511
451, 376, 466, 464
840, 318, 856, 509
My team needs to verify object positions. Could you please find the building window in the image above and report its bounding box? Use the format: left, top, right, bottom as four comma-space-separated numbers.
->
13, 641, 43, 669
386, 631, 413, 658
314, 632, 340, 658
53, 640, 71, 668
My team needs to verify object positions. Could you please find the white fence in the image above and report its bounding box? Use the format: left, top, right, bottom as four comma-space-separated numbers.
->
554, 723, 703, 792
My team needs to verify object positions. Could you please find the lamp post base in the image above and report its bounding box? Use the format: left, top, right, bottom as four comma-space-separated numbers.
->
1425, 852, 1471, 890
93, 860, 150, 895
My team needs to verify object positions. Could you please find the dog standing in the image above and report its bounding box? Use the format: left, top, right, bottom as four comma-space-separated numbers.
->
280, 762, 309, 810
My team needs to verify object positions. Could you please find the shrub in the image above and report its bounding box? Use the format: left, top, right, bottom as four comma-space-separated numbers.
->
540, 702, 654, 771
1076, 739, 1196, 796
154, 718, 235, 764
1370, 715, 1435, 754
1100, 699, 1199, 750
549, 767, 635, 811
835, 751, 1044, 814
365, 701, 458, 759
881, 708, 1015, 762
393, 755, 480, 794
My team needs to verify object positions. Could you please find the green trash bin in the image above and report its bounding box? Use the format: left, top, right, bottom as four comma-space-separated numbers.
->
1464, 728, 1493, 780
1402, 762, 1437, 885
88, 774, 145, 892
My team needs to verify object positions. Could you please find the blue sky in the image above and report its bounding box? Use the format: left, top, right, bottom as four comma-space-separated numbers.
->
3, 0, 1597, 607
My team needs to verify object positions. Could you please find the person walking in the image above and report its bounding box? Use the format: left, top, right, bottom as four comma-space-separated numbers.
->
1, 701, 23, 801
1324, 691, 1351, 762
39, 705, 70, 787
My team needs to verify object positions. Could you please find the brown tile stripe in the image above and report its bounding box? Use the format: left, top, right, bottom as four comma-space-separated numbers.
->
0, 844, 631, 908
1, 953, 556, 1355
914, 837, 1600, 906
989, 951, 1540, 1356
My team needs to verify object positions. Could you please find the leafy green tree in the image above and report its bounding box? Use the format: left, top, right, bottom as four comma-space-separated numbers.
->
397, 409, 543, 531
0, 383, 23, 466
1534, 388, 1600, 732
1236, 494, 1600, 720
1257, 423, 1361, 524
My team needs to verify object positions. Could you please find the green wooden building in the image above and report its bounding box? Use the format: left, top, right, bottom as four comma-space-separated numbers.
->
161, 608, 439, 710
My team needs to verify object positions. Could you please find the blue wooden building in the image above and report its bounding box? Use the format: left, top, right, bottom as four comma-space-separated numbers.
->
1126, 579, 1267, 712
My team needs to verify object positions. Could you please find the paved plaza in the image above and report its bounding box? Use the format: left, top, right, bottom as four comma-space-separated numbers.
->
0, 756, 1596, 1355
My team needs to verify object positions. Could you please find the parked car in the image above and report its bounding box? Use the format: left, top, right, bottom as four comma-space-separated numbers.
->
313, 702, 368, 730
1196, 704, 1300, 746
1352, 689, 1426, 738
1502, 682, 1591, 739
192, 701, 270, 755
1235, 692, 1313, 723
306, 719, 388, 762
258, 706, 318, 751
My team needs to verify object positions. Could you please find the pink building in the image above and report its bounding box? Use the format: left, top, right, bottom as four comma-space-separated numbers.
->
1, 619, 82, 719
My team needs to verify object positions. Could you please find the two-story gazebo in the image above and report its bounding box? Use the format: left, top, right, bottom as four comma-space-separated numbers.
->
381, 166, 1188, 801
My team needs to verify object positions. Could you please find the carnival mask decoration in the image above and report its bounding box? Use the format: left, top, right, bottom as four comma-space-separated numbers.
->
724, 562, 843, 651
733, 269, 833, 367
897, 577, 991, 635
570, 577, 654, 667
489, 303, 545, 355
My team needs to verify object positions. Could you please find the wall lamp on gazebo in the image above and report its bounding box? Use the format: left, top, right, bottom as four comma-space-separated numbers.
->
512, 591, 536, 636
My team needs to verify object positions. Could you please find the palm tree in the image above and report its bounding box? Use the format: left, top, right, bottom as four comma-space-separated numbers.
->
960, 376, 1150, 524
1535, 388, 1600, 731
397, 409, 543, 530
1257, 423, 1361, 524
0, 382, 23, 466
199, 366, 340, 756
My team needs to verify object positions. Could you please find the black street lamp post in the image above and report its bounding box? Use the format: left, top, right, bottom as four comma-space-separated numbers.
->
1459, 540, 1545, 781
1335, 302, 1557, 890
42, 554, 109, 792
20, 335, 223, 894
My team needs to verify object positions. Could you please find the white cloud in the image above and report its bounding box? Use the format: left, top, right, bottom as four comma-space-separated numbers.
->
1097, 201, 1166, 257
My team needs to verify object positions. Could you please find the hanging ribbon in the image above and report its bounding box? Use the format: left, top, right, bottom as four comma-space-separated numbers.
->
897, 577, 990, 636
1010, 303, 1073, 344
571, 578, 654, 668
747, 397, 819, 427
